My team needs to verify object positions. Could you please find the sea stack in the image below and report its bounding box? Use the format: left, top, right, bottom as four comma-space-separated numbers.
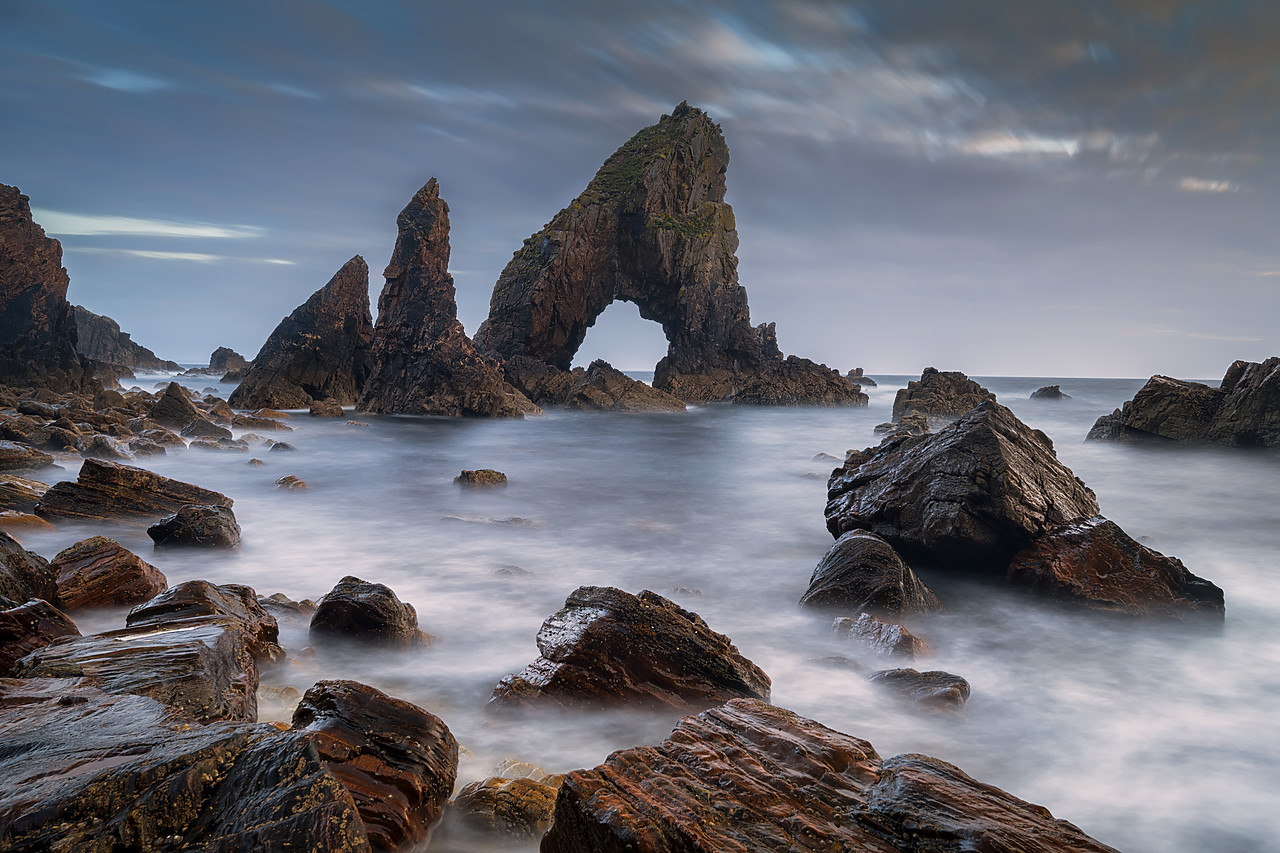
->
357, 179, 537, 417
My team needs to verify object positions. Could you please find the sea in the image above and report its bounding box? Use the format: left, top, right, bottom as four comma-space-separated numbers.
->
20, 372, 1280, 853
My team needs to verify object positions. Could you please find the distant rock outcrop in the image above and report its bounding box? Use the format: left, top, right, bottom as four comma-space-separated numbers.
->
1030, 384, 1069, 400
504, 356, 686, 411
473, 103, 865, 407
892, 367, 996, 422
357, 180, 538, 417
73, 305, 180, 372
0, 184, 88, 391
228, 256, 374, 409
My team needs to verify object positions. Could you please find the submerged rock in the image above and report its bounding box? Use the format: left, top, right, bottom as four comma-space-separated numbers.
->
228, 256, 374, 409
147, 504, 242, 548
507, 358, 687, 412
148, 380, 203, 429
868, 668, 971, 714
489, 585, 770, 713
833, 613, 932, 661
36, 458, 232, 524
309, 575, 429, 649
51, 535, 167, 608
0, 599, 79, 675
892, 367, 996, 422
800, 529, 943, 617
1031, 384, 1070, 400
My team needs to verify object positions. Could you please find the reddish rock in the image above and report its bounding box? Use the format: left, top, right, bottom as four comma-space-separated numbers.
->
800, 529, 943, 617
833, 612, 932, 660
36, 457, 232, 525
0, 440, 55, 473
0, 510, 56, 535
309, 575, 428, 649
454, 468, 507, 487
488, 586, 770, 713
892, 367, 997, 422
0, 599, 79, 675
0, 529, 56, 608
51, 535, 167, 608
0, 474, 49, 512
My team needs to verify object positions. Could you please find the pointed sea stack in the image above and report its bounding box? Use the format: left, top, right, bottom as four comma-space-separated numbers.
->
473, 103, 864, 406
357, 179, 537, 417
228, 256, 374, 409
0, 184, 88, 390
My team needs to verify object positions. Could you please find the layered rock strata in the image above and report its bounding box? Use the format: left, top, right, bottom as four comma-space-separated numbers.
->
35, 458, 232, 524
0, 530, 56, 608
0, 599, 79, 675
51, 535, 167, 608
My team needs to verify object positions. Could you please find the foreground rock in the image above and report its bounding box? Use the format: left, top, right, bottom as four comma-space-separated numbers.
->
51, 535, 167, 608
892, 367, 996, 422
73, 304, 181, 372
309, 575, 429, 649
800, 529, 943, 617
35, 457, 232, 524
474, 103, 863, 407
504, 356, 687, 411
0, 599, 79, 675
292, 680, 458, 850
489, 585, 770, 712
0, 530, 56, 608
229, 255, 375, 409
543, 697, 1118, 852
357, 179, 537, 417
1088, 358, 1280, 446
868, 668, 971, 714
147, 503, 242, 548
0, 474, 48, 512
1008, 517, 1225, 618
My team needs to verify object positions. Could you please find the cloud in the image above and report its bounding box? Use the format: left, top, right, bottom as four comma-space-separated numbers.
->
64, 247, 294, 264
78, 68, 173, 93
32, 209, 263, 239
1156, 329, 1261, 342
1179, 177, 1234, 193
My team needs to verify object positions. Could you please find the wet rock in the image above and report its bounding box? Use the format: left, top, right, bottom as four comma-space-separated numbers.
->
127, 580, 282, 663
257, 591, 317, 626
825, 401, 1099, 571
357, 179, 538, 418
489, 585, 770, 713
72, 304, 181, 372
36, 459, 233, 525
454, 468, 507, 487
190, 437, 248, 452
310, 397, 345, 416
833, 613, 932, 660
138, 424, 185, 446
147, 504, 242, 548
79, 433, 132, 460
247, 457, 266, 466
0, 440, 54, 472
231, 413, 292, 431
0, 599, 79, 675
309, 575, 429, 649
874, 411, 929, 438
275, 474, 308, 490
126, 436, 166, 456
16, 399, 58, 419
0, 510, 56, 535
149, 380, 203, 428
451, 775, 563, 837
800, 529, 943, 617
292, 680, 459, 849
1031, 384, 1070, 400
730, 356, 868, 406
0, 530, 56, 608
869, 668, 970, 714
229, 256, 375, 409
1007, 516, 1225, 618
892, 367, 996, 422
181, 418, 233, 440
269, 440, 296, 452
51, 535, 167, 608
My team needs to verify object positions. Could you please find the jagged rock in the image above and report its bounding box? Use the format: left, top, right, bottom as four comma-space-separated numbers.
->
800, 530, 943, 617
310, 398, 345, 417
149, 380, 203, 428
0, 185, 89, 391
833, 613, 932, 661
848, 367, 877, 387
0, 530, 56, 608
1008, 516, 1225, 618
522, 358, 687, 412
257, 592, 317, 626
127, 580, 282, 663
451, 775, 563, 837
868, 668, 971, 715
454, 468, 507, 487
488, 586, 770, 713
309, 575, 428, 649
474, 103, 863, 407
0, 440, 54, 472
51, 535, 167, 608
72, 305, 180, 372
292, 680, 459, 849
35, 457, 232, 524
209, 346, 249, 374
731, 356, 867, 406
228, 256, 374, 409
892, 367, 996, 422
825, 401, 1099, 570
79, 433, 133, 460
1031, 384, 1070, 400
357, 179, 538, 418
0, 599, 79, 675
147, 504, 241, 548
542, 698, 1116, 852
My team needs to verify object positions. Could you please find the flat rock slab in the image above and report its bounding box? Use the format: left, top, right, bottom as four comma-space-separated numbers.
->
0, 599, 79, 676
35, 457, 232, 525
51, 535, 167, 609
0, 440, 54, 473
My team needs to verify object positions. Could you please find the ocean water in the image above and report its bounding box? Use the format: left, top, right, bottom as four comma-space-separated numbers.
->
19, 373, 1280, 852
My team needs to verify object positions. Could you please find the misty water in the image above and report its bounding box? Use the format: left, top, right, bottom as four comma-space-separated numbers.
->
22, 373, 1280, 853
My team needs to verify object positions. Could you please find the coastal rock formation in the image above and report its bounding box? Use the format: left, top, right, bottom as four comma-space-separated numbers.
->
488, 585, 770, 713
0, 474, 49, 512
892, 367, 996, 422
357, 179, 537, 418
833, 613, 932, 661
1007, 517, 1225, 618
542, 698, 1118, 852
0, 530, 56, 608
800, 529, 943, 617
473, 103, 864, 406
51, 535, 168, 608
826, 401, 1099, 570
147, 504, 242, 548
0, 184, 88, 391
35, 458, 232, 524
126, 580, 282, 662
227, 256, 374, 409
210, 346, 248, 374
149, 380, 203, 428
1031, 384, 1070, 400
0, 599, 79, 675
1088, 358, 1280, 446
848, 367, 877, 387
72, 305, 180, 372
868, 668, 970, 714
504, 356, 687, 411
309, 575, 429, 649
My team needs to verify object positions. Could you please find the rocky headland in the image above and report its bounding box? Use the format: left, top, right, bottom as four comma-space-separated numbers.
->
73, 305, 181, 373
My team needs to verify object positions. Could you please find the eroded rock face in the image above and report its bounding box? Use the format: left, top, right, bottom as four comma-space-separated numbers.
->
892, 367, 996, 422
51, 535, 168, 608
800, 530, 943, 617
73, 305, 180, 372
357, 180, 537, 418
825, 401, 1099, 570
0, 185, 88, 391
474, 104, 863, 406
1008, 517, 1225, 618
0, 599, 79, 675
309, 575, 428, 649
147, 504, 242, 548
35, 457, 232, 524
488, 585, 770, 713
228, 256, 374, 409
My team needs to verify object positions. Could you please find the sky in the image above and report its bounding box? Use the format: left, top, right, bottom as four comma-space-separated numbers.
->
2, 0, 1277, 377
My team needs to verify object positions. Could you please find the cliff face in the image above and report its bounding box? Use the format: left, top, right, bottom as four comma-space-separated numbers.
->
356, 180, 538, 417
228, 256, 373, 409
0, 185, 87, 390
473, 103, 863, 406
73, 306, 181, 372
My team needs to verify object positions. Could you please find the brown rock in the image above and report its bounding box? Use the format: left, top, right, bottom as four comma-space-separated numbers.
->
451, 775, 562, 837
310, 398, 345, 417
833, 612, 932, 660
51, 535, 167, 608
454, 468, 507, 487
504, 357, 686, 412
0, 529, 56, 608
275, 474, 307, 490
0, 599, 79, 675
0, 473, 49, 511
127, 579, 282, 663
0, 510, 56, 535
209, 346, 249, 374
149, 380, 203, 428
800, 529, 943, 617
488, 585, 770, 713
231, 413, 292, 431
309, 575, 428, 649
181, 418, 233, 440
0, 440, 54, 472
147, 504, 241, 548
35, 457, 232, 524
892, 367, 997, 422
868, 668, 970, 714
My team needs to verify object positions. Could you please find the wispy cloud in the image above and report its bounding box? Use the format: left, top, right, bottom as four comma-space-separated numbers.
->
1179, 177, 1235, 193
65, 247, 294, 264
78, 68, 173, 94
32, 209, 263, 239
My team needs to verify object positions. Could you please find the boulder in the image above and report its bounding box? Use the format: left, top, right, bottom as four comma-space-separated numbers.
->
542, 698, 1117, 853
0, 474, 49, 512
357, 179, 538, 417
0, 440, 54, 472
825, 401, 1099, 570
292, 680, 459, 849
149, 380, 203, 428
228, 256, 374, 409
51, 535, 167, 608
1007, 516, 1225, 618
275, 474, 307, 490
800, 529, 943, 617
488, 585, 770, 712
147, 504, 242, 548
1031, 384, 1070, 400
868, 668, 971, 714
451, 774, 563, 837
36, 457, 232, 524
0, 599, 79, 675
180, 418, 233, 440
0, 530, 56, 608
309, 575, 428, 649
72, 305, 181, 372
454, 468, 507, 487
892, 367, 996, 422
126, 579, 282, 662
310, 397, 345, 417
833, 613, 932, 660
730, 356, 868, 406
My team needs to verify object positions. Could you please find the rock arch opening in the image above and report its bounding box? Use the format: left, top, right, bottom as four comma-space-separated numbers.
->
570, 300, 671, 373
